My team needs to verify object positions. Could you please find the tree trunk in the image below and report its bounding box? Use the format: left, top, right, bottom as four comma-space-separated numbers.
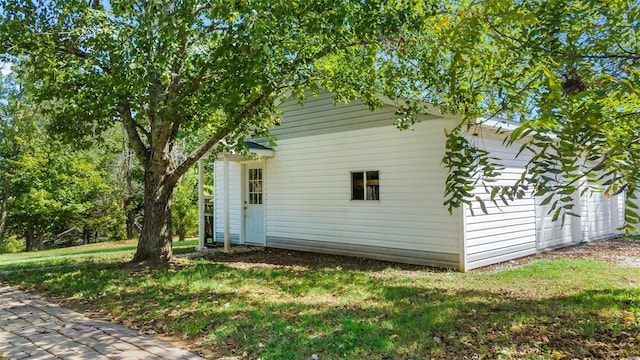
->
0, 174, 9, 247
126, 207, 136, 239
132, 168, 175, 263
125, 147, 136, 240
36, 232, 44, 251
25, 224, 35, 252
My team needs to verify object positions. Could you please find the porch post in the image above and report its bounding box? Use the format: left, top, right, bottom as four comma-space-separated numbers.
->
224, 155, 231, 252
196, 158, 205, 251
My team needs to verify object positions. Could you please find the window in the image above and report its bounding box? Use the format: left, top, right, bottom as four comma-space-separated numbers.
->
248, 168, 263, 204
351, 171, 379, 200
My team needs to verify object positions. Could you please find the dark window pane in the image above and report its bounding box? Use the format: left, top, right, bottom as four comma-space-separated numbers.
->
351, 172, 364, 200
366, 171, 380, 200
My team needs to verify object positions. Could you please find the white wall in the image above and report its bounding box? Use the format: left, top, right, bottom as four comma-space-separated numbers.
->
580, 190, 622, 241
263, 118, 463, 268
463, 135, 537, 270
535, 192, 581, 250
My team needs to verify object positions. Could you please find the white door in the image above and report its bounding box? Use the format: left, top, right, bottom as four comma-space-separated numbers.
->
244, 165, 265, 245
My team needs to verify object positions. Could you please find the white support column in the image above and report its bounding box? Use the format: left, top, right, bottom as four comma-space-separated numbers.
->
196, 159, 205, 251
224, 156, 231, 252
212, 161, 217, 243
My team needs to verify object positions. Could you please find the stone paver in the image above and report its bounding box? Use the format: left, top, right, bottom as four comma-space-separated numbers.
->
0, 286, 204, 360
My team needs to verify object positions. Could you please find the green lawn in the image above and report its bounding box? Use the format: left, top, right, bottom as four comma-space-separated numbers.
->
1, 242, 639, 359
0, 239, 198, 271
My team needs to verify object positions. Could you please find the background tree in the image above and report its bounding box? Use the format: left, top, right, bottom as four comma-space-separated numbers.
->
8, 118, 121, 251
0, 74, 19, 247
0, 0, 432, 262
171, 167, 198, 242
1, 72, 128, 252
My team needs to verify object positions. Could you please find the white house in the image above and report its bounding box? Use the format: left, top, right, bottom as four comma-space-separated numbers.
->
195, 90, 625, 271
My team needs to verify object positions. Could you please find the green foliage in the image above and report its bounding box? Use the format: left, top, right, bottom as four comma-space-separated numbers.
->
172, 167, 198, 241
0, 235, 23, 254
8, 128, 123, 247
0, 74, 128, 249
442, 125, 503, 215
0, 0, 442, 261
387, 0, 640, 229
3, 0, 638, 252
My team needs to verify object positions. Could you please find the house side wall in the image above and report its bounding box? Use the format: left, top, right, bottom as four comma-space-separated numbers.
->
268, 90, 441, 140
580, 191, 622, 241
535, 192, 579, 250
464, 135, 537, 270
618, 194, 626, 230
263, 118, 463, 269
214, 160, 242, 243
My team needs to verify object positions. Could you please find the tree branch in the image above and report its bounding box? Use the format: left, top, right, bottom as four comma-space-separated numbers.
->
118, 102, 150, 168
169, 35, 389, 183
169, 87, 277, 183
483, 15, 639, 61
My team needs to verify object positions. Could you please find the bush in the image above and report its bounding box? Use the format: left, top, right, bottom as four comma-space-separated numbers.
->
0, 236, 24, 254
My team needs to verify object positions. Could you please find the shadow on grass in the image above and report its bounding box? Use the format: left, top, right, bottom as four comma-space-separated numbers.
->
200, 247, 441, 272
1, 260, 638, 359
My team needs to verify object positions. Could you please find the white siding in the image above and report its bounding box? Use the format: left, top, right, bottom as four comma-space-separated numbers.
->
271, 90, 440, 140
214, 160, 242, 243
535, 190, 582, 250
580, 191, 622, 241
207, 89, 637, 270
264, 117, 463, 268
464, 135, 537, 270
616, 193, 625, 231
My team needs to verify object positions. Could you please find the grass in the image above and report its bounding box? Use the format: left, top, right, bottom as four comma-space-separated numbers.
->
0, 239, 198, 271
1, 243, 639, 359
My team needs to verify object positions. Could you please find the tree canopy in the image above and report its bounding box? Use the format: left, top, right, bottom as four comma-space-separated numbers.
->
0, 0, 433, 261
1, 0, 638, 260
383, 0, 640, 231
0, 74, 125, 251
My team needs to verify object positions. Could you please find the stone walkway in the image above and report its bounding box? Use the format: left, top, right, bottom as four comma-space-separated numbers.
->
0, 286, 204, 360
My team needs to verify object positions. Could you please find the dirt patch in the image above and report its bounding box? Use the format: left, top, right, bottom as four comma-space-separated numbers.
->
183, 244, 431, 272
185, 239, 640, 273
477, 238, 640, 273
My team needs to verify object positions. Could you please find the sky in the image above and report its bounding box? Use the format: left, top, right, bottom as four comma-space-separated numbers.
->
0, 62, 11, 76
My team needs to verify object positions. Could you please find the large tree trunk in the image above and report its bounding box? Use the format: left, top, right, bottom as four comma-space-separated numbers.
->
132, 168, 175, 263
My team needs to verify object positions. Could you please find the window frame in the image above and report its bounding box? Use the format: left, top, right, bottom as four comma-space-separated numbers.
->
350, 170, 380, 201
